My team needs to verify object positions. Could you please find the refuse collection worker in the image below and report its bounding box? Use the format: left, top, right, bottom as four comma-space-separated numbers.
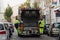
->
14, 19, 20, 29
38, 15, 45, 34
17, 21, 23, 34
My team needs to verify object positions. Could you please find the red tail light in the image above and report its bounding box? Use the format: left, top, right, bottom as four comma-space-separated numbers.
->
20, 24, 24, 31
0, 31, 6, 34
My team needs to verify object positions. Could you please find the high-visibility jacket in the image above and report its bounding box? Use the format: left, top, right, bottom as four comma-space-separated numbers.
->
15, 20, 20, 24
39, 20, 45, 27
38, 19, 45, 34
14, 20, 20, 29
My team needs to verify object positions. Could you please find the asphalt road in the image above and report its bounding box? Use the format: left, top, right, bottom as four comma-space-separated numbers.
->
10, 27, 58, 40
10, 35, 58, 40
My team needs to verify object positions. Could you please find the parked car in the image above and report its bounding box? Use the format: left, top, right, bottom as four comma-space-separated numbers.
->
0, 22, 9, 40
48, 23, 60, 36
44, 24, 50, 34
9, 23, 14, 33
58, 29, 60, 40
3, 22, 14, 37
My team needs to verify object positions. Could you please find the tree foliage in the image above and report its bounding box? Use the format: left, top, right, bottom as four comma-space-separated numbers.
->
34, 2, 38, 8
26, 0, 30, 7
4, 5, 13, 22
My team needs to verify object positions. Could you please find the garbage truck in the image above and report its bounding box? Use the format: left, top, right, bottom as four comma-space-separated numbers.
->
17, 8, 41, 37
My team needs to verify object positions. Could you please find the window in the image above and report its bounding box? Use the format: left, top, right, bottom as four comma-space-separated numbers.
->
4, 24, 8, 30
0, 24, 4, 30
54, 10, 60, 17
25, 11, 29, 14
59, 0, 60, 4
21, 10, 40, 21
21, 10, 39, 18
25, 11, 36, 17
54, 23, 60, 28
54, 24, 59, 27
46, 25, 50, 28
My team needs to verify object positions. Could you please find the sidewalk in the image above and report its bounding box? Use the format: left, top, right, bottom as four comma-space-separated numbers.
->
10, 27, 18, 40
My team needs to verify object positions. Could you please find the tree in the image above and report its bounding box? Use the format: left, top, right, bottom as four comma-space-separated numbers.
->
33, 2, 38, 8
4, 5, 13, 22
19, 0, 30, 9
19, 4, 25, 9
26, 0, 30, 7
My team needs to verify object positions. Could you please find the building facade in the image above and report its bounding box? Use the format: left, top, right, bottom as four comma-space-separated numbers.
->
0, 0, 4, 21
